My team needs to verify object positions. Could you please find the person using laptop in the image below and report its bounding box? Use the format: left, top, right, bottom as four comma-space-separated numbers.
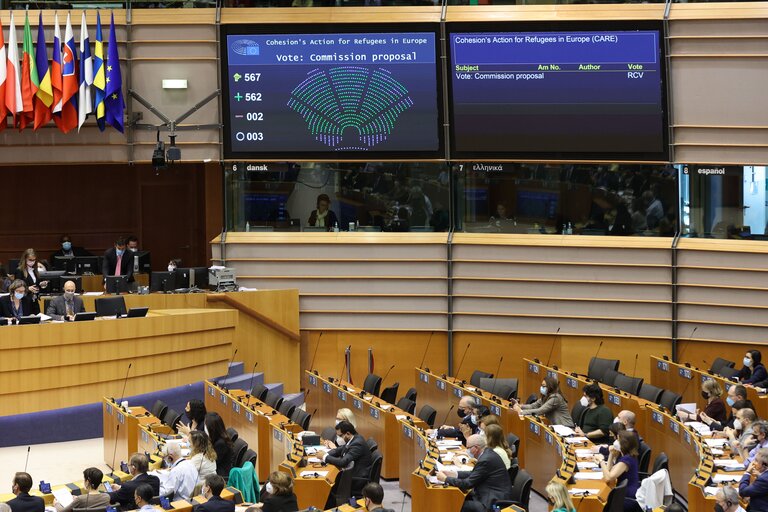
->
46, 280, 85, 321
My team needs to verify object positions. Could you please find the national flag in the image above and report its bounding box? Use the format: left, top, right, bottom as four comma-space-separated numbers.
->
93, 12, 105, 131
54, 12, 78, 133
104, 12, 124, 132
0, 16, 8, 132
34, 11, 53, 129
51, 13, 63, 115
78, 11, 93, 131
6, 11, 23, 127
19, 9, 39, 131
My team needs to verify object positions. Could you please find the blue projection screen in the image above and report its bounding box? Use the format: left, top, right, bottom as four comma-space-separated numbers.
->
221, 25, 442, 160
447, 23, 668, 161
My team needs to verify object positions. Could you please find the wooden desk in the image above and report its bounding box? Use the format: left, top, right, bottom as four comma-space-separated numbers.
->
413, 368, 527, 466
305, 371, 426, 480
79, 273, 150, 293
276, 426, 340, 510
409, 427, 467, 512
102, 400, 162, 469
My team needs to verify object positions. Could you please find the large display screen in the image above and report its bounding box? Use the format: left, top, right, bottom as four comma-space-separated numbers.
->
222, 24, 443, 160
447, 22, 668, 161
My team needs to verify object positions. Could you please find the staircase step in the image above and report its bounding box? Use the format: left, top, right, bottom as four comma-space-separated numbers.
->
282, 392, 305, 409
218, 372, 263, 392
265, 383, 283, 397
216, 361, 245, 380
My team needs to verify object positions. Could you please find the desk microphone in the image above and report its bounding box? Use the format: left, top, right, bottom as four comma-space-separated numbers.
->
110, 424, 120, 477
545, 327, 561, 368
631, 354, 639, 379
676, 327, 698, 365
437, 405, 455, 431
419, 331, 435, 370
23, 446, 30, 472
309, 331, 323, 374
336, 346, 351, 384
218, 348, 238, 388
117, 363, 132, 410
381, 365, 396, 386
588, 341, 604, 380
678, 327, 700, 403
490, 356, 503, 399
454, 344, 471, 384
246, 362, 259, 398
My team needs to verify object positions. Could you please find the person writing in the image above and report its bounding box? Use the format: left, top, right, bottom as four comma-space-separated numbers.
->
0, 280, 36, 320
46, 280, 85, 321
514, 375, 574, 427
307, 194, 339, 231
677, 379, 727, 424
54, 468, 110, 512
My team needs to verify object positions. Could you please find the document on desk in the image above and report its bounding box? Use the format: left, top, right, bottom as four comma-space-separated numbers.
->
437, 440, 464, 448
676, 403, 696, 415
685, 421, 712, 436
714, 459, 746, 471
552, 425, 576, 437
712, 474, 741, 484
577, 461, 599, 470
564, 437, 589, 444
573, 472, 604, 481
575, 449, 595, 457
300, 470, 329, 478
427, 475, 443, 485
52, 488, 74, 507
569, 488, 600, 496
704, 486, 720, 496
705, 438, 729, 448
307, 457, 323, 464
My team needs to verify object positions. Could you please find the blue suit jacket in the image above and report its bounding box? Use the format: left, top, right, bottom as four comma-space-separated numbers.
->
196, 496, 235, 512
740, 471, 768, 512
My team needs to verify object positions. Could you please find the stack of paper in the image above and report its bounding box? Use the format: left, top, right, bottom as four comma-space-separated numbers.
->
705, 438, 729, 448
714, 459, 746, 471
712, 474, 741, 484
573, 472, 604, 481
575, 448, 595, 457
52, 489, 74, 508
552, 425, 576, 437
676, 403, 696, 415
437, 440, 464, 448
565, 437, 589, 444
685, 422, 712, 436
577, 461, 599, 470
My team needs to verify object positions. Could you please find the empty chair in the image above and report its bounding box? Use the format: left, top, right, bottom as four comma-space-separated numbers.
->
366, 438, 378, 454
250, 383, 269, 402
227, 427, 239, 442
588, 357, 620, 382
571, 402, 587, 427
710, 357, 736, 375
418, 405, 437, 428
380, 382, 399, 405
278, 401, 297, 419
264, 391, 284, 411
151, 400, 168, 421
525, 393, 538, 405
719, 366, 740, 380
638, 442, 652, 474
506, 433, 520, 456
602, 369, 621, 388
492, 469, 533, 511
470, 370, 494, 388
231, 438, 248, 469
614, 374, 644, 396
659, 390, 682, 413
163, 408, 182, 430
602, 479, 628, 512
396, 397, 416, 415
363, 374, 383, 397
638, 383, 664, 404
241, 448, 257, 468
291, 408, 312, 430
404, 387, 417, 402
331, 469, 354, 507
478, 378, 519, 400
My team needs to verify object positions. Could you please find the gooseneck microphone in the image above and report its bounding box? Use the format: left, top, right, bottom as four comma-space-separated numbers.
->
419, 331, 435, 369
117, 363, 132, 410
454, 344, 471, 385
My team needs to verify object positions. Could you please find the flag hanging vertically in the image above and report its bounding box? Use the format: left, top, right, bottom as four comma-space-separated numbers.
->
78, 11, 93, 131
93, 11, 105, 131
104, 12, 124, 133
54, 12, 78, 133
51, 13, 63, 116
19, 9, 39, 131
6, 11, 23, 127
34, 11, 53, 130
0, 16, 8, 132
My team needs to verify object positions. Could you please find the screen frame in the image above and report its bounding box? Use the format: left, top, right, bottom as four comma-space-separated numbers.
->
220, 22, 445, 161
445, 20, 670, 163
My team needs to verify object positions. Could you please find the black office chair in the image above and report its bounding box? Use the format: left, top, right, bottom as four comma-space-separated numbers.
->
492, 469, 533, 511
588, 357, 620, 382
719, 366, 740, 380
352, 450, 383, 495
363, 374, 383, 397
602, 369, 621, 388
366, 438, 378, 454
641, 452, 669, 480
614, 374, 644, 396
710, 357, 736, 375
638, 383, 664, 404
163, 408, 182, 430
151, 400, 168, 420
638, 442, 652, 474
507, 464, 519, 488
470, 370, 493, 388
571, 402, 587, 427
506, 433, 520, 456
602, 479, 628, 512
404, 387, 417, 402
418, 405, 437, 428
525, 393, 538, 405
396, 397, 416, 415
478, 378, 518, 400
278, 401, 297, 419
264, 391, 284, 411
291, 408, 312, 430
242, 448, 257, 468
321, 427, 336, 442
380, 382, 400, 405
231, 438, 248, 468
659, 390, 682, 413
94, 296, 127, 317
227, 427, 239, 442
330, 469, 353, 507
250, 383, 269, 402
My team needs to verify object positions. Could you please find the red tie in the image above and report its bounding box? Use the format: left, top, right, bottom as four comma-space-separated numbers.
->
115, 254, 122, 276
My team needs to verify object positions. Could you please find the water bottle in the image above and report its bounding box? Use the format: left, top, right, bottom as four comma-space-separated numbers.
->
333, 222, 339, 233
245, 221, 250, 232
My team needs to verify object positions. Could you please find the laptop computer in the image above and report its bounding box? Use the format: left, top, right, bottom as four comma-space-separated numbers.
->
126, 307, 149, 318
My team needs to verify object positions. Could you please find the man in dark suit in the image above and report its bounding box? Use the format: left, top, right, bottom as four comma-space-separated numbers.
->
50, 235, 92, 262
740, 448, 768, 512
46, 280, 86, 321
108, 453, 160, 510
319, 421, 373, 479
102, 237, 134, 284
7, 472, 44, 512
431, 396, 482, 445
195, 475, 234, 512
362, 483, 395, 512
437, 434, 512, 512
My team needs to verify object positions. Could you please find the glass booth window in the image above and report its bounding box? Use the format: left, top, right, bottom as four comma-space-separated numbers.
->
225, 162, 450, 232
455, 163, 678, 236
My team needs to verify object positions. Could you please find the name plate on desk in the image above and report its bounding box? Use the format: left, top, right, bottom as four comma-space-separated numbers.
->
608, 393, 621, 406
323, 383, 332, 394
684, 431, 691, 445
403, 425, 413, 439
566, 377, 577, 389
246, 411, 254, 423
106, 403, 113, 415
370, 408, 380, 420
678, 367, 693, 379
232, 402, 241, 414
417, 436, 425, 449
352, 399, 363, 410
220, 394, 228, 405
545, 432, 554, 445
657, 360, 669, 372
308, 375, 317, 386
337, 390, 347, 402
652, 412, 663, 425
669, 420, 680, 434
528, 363, 540, 374
419, 372, 429, 384
453, 388, 463, 398
273, 430, 283, 442
701, 374, 713, 384
437, 381, 446, 391
208, 386, 216, 397
547, 370, 557, 380
529, 422, 540, 436
141, 431, 149, 443
556, 443, 562, 456
490, 405, 501, 416
117, 412, 125, 424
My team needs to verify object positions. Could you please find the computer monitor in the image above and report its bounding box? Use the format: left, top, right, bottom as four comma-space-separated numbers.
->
126, 307, 149, 318
95, 296, 127, 317
190, 267, 209, 289
131, 251, 152, 273
38, 271, 67, 293
105, 275, 130, 295
75, 256, 100, 275
19, 315, 41, 325
74, 312, 97, 322
174, 268, 191, 289
150, 271, 176, 293
53, 255, 76, 273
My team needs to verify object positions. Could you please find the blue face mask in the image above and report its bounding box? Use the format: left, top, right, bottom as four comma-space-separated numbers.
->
116, 248, 124, 257
745, 357, 752, 367
62, 242, 72, 251
727, 396, 736, 407
14, 292, 24, 300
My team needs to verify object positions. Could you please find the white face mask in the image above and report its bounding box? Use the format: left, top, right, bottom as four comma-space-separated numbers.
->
580, 396, 590, 407
470, 414, 478, 425
265, 482, 274, 495
336, 435, 346, 446
612, 440, 621, 452
734, 419, 743, 431
168, 265, 176, 272
335, 419, 342, 427
613, 417, 621, 424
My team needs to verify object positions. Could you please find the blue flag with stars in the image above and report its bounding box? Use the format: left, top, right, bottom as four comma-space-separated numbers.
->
104, 12, 124, 132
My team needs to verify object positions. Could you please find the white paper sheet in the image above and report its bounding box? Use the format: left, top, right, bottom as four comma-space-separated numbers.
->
52, 489, 74, 508
573, 472, 604, 481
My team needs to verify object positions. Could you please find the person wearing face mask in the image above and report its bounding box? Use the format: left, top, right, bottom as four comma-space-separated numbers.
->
724, 408, 758, 458
178, 400, 208, 437
514, 375, 574, 427
703, 385, 754, 431
14, 249, 47, 306
307, 194, 339, 231
204, 412, 234, 478
102, 237, 134, 285
739, 350, 768, 386
0, 280, 37, 320
359, 483, 394, 512
321, 408, 356, 449
429, 396, 481, 444
436, 434, 512, 512
678, 379, 727, 424
126, 235, 140, 252
187, 431, 217, 486
743, 422, 768, 466
108, 453, 160, 509
715, 485, 746, 512
613, 410, 642, 443
575, 383, 612, 444
316, 421, 373, 495
251, 472, 298, 512
196, 475, 235, 512
6, 472, 44, 512
740, 448, 768, 511
46, 280, 85, 321
133, 485, 155, 512
158, 441, 198, 500
596, 431, 640, 511
50, 235, 92, 262
545, 481, 576, 512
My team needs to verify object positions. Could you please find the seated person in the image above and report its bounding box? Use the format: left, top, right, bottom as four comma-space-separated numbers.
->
317, 421, 373, 486
546, 481, 576, 512
158, 441, 198, 500
307, 194, 339, 231
46, 280, 85, 321
178, 399, 208, 436
361, 482, 395, 512
614, 410, 642, 443
596, 431, 640, 512
744, 421, 768, 466
51, 235, 92, 261
484, 424, 513, 470
321, 408, 357, 449
716, 486, 746, 512
0, 280, 37, 320
205, 412, 234, 478
724, 408, 758, 458
108, 453, 161, 510
677, 379, 727, 424
739, 350, 768, 386
703, 384, 754, 431
0, 263, 11, 293
7, 472, 44, 512
133, 484, 156, 512
54, 468, 111, 512
575, 383, 612, 444
515, 375, 574, 427
196, 475, 234, 512
597, 422, 626, 460
430, 396, 481, 445
436, 434, 511, 512
251, 471, 298, 512
739, 448, 768, 510
188, 431, 218, 485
